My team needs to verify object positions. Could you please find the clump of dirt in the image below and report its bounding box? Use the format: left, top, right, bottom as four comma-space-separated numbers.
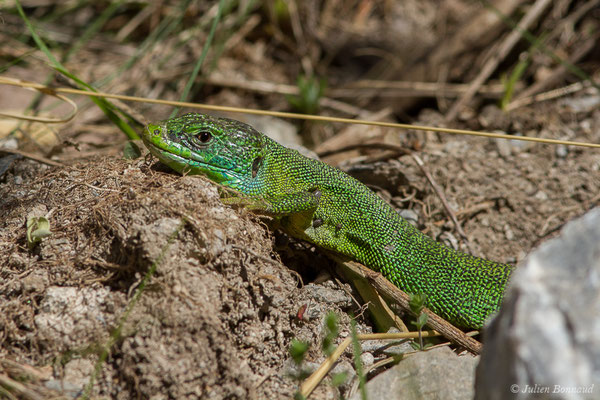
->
0, 156, 365, 399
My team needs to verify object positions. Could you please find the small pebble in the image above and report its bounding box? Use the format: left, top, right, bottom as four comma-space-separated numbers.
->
534, 191, 548, 201
399, 209, 419, 226
0, 138, 19, 150
555, 144, 568, 158
504, 224, 515, 241
495, 138, 512, 157
360, 352, 375, 367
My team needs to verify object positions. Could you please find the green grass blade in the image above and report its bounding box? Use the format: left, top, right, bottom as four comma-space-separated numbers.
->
170, 0, 227, 118
482, 0, 599, 91
15, 0, 140, 140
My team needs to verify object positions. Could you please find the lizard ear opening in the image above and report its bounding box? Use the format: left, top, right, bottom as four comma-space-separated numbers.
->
251, 156, 263, 178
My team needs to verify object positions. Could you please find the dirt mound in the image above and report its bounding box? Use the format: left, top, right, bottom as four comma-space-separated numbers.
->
0, 157, 362, 399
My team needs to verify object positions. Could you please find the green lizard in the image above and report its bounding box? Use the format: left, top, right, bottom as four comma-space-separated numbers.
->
141, 113, 514, 329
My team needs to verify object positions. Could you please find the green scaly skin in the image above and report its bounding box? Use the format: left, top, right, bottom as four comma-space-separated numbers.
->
141, 113, 514, 329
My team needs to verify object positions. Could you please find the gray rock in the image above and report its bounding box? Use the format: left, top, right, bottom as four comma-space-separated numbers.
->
555, 144, 568, 159
360, 328, 414, 356
0, 137, 19, 150
34, 286, 119, 352
303, 283, 354, 308
282, 358, 320, 380
478, 105, 511, 131
44, 358, 95, 398
360, 352, 375, 367
495, 137, 514, 158
475, 208, 600, 400
561, 95, 600, 113
331, 359, 357, 396
399, 209, 419, 227
494, 134, 534, 157
350, 346, 478, 400
241, 115, 301, 147
345, 161, 412, 197
240, 114, 321, 159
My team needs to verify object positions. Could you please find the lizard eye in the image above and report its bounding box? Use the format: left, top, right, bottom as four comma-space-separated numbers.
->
196, 131, 212, 143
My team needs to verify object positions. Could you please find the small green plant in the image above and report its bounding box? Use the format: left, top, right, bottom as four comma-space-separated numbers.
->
500, 55, 529, 110
330, 370, 348, 388
289, 338, 311, 400
289, 339, 310, 366
289, 312, 353, 398
323, 312, 350, 395
322, 311, 339, 356
350, 317, 368, 400
15, 0, 141, 140
26, 216, 52, 249
286, 74, 326, 115
409, 293, 431, 351
272, 0, 289, 21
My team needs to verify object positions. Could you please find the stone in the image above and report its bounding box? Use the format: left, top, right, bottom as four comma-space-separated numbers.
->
475, 208, 600, 400
350, 346, 477, 400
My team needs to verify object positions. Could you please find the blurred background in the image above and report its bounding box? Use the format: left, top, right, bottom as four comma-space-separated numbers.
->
1, 0, 598, 157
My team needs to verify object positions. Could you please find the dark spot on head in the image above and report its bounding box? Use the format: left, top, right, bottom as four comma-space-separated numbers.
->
252, 156, 263, 178
313, 218, 323, 228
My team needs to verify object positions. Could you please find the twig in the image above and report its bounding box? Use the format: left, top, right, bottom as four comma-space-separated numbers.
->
427, 0, 525, 66
454, 200, 497, 220
3, 77, 600, 148
330, 80, 512, 99
338, 259, 483, 355
0, 373, 44, 400
115, 2, 157, 41
445, 0, 553, 121
223, 14, 261, 52
299, 329, 441, 398
506, 80, 590, 111
204, 75, 364, 116
317, 142, 410, 159
0, 148, 63, 167
0, 76, 78, 123
543, 0, 600, 44
82, 182, 121, 192
510, 34, 598, 104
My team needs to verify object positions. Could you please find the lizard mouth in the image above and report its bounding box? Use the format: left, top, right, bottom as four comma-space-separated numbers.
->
144, 139, 188, 165
144, 140, 227, 173
142, 129, 240, 183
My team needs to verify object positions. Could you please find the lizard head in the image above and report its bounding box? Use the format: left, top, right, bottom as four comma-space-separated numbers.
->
142, 113, 265, 188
